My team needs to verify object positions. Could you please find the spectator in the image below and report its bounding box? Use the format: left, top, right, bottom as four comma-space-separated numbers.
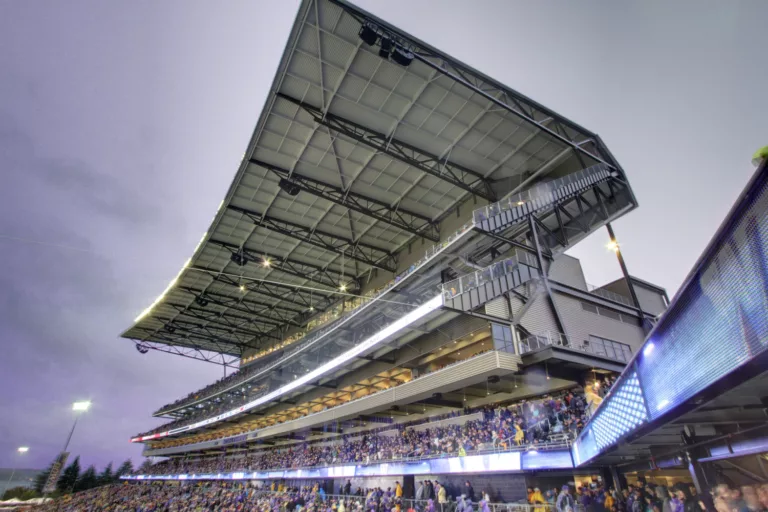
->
465, 481, 475, 502
558, 485, 574, 512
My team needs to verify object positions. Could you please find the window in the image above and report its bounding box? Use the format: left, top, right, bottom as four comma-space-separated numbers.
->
588, 335, 632, 362
581, 302, 598, 314
491, 323, 514, 353
597, 307, 621, 321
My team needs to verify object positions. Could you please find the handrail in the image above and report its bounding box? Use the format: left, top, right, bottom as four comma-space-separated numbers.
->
518, 331, 632, 364
586, 283, 634, 307
137, 439, 572, 477
472, 163, 611, 224
442, 249, 538, 301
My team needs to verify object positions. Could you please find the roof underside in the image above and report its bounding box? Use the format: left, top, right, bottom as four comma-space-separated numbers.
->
122, 0, 618, 356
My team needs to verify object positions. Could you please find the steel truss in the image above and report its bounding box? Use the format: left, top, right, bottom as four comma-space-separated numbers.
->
480, 177, 629, 258
252, 159, 440, 242
180, 286, 306, 318
131, 326, 255, 356
210, 237, 357, 291
132, 340, 241, 369
276, 93, 496, 202
191, 266, 336, 312
330, 1, 625, 177
228, 204, 397, 273
166, 302, 286, 330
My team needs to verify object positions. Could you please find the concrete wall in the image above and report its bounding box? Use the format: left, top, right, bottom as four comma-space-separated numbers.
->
549, 255, 588, 291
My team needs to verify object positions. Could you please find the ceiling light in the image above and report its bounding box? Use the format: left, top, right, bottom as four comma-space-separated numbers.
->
17, 447, 29, 453
240, 285, 246, 292
262, 258, 271, 268
339, 283, 347, 292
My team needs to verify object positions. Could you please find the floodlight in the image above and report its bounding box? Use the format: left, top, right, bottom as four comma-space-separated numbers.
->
73, 401, 91, 412
391, 47, 413, 67
379, 37, 392, 59
358, 25, 378, 46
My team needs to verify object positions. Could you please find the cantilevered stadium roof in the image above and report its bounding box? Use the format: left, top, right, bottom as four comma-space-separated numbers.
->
122, 0, 630, 360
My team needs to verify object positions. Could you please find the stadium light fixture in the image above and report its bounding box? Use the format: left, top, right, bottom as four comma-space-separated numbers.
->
262, 258, 271, 268
239, 284, 246, 292
17, 447, 29, 453
379, 37, 393, 59
72, 401, 91, 412
339, 283, 347, 292
606, 240, 620, 252
358, 24, 378, 46
391, 47, 413, 67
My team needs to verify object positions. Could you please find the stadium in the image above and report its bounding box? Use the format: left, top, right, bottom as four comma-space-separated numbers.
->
28, 0, 768, 510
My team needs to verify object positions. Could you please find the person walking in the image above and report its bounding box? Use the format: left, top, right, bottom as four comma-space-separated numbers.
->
557, 485, 575, 512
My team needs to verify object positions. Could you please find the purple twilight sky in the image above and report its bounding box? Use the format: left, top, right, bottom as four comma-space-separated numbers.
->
0, 0, 766, 471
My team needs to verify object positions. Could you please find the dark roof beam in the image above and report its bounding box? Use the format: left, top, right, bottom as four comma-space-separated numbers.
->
277, 92, 495, 202
228, 204, 397, 273
210, 237, 358, 291
254, 159, 440, 242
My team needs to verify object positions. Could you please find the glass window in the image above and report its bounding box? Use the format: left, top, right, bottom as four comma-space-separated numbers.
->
598, 307, 621, 321
581, 302, 598, 314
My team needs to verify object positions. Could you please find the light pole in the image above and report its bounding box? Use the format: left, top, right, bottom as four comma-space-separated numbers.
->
63, 401, 91, 454
42, 401, 91, 497
4, 447, 28, 498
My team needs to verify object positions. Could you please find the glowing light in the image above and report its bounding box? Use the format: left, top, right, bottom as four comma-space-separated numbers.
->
516, 201, 525, 206
73, 401, 91, 412
309, 306, 314, 312
339, 283, 347, 292
656, 399, 670, 411
240, 285, 246, 292
593, 381, 600, 388
643, 343, 655, 356
606, 240, 620, 252
262, 258, 271, 268
17, 447, 29, 453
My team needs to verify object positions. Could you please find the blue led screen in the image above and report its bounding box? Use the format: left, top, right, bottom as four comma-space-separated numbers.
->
574, 164, 768, 465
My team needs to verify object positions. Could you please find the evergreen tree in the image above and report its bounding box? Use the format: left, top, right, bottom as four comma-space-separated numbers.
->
56, 456, 80, 494
98, 462, 114, 486
33, 461, 55, 494
115, 459, 133, 479
74, 465, 97, 492
138, 459, 153, 474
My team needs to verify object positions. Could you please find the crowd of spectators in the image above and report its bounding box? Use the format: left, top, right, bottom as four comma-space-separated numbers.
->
546, 480, 768, 512
30, 478, 768, 512
139, 390, 591, 476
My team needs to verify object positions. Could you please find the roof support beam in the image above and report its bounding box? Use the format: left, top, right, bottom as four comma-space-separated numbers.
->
252, 159, 440, 242
158, 315, 268, 342
277, 93, 496, 202
178, 287, 305, 328
131, 327, 255, 355
193, 266, 336, 312
210, 237, 358, 291
228, 204, 397, 272
166, 303, 284, 331
130, 340, 241, 367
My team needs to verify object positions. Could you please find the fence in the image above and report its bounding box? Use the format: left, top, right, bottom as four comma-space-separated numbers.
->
442, 250, 539, 301
518, 331, 632, 364
586, 284, 634, 308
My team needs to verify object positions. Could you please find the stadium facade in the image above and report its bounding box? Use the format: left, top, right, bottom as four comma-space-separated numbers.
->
120, 0, 768, 497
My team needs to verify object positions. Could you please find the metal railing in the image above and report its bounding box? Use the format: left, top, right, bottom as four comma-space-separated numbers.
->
586, 284, 634, 307
442, 250, 538, 301
472, 163, 611, 224
248, 492, 552, 512
518, 331, 632, 363
140, 436, 573, 477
